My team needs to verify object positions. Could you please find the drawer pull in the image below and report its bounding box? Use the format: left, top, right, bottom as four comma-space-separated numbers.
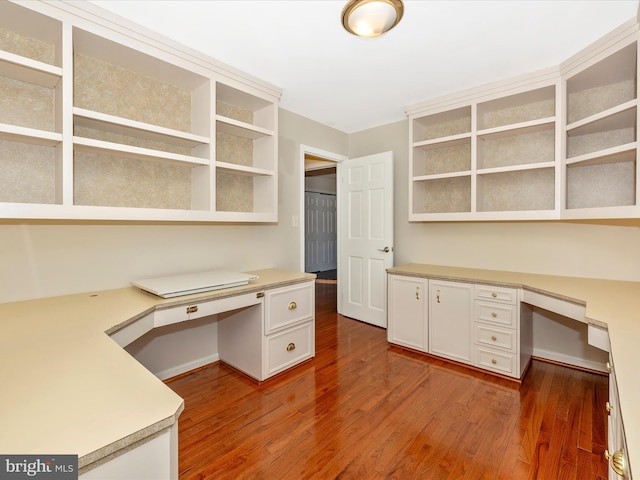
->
436, 289, 441, 303
491, 312, 497, 318
286, 342, 296, 351
606, 361, 612, 373
604, 449, 626, 476
186, 305, 198, 314
491, 358, 497, 365
288, 301, 297, 310
491, 335, 497, 341
605, 401, 613, 414
491, 292, 497, 298
416, 287, 420, 300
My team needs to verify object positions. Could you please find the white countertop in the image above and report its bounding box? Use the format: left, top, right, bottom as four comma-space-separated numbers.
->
0, 269, 315, 471
388, 263, 640, 477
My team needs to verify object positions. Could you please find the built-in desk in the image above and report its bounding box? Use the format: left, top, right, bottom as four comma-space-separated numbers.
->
388, 263, 640, 479
0, 269, 315, 478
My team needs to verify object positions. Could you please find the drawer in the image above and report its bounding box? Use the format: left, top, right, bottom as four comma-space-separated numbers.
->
154, 291, 263, 328
475, 323, 516, 353
475, 301, 516, 328
265, 282, 314, 334
476, 347, 516, 377
475, 285, 517, 305
265, 321, 314, 377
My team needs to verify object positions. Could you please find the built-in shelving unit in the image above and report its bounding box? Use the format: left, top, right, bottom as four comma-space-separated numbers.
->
407, 18, 639, 222
565, 41, 638, 216
0, 0, 280, 222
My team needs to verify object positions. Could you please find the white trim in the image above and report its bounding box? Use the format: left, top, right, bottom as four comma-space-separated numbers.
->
298, 145, 347, 300
153, 354, 220, 381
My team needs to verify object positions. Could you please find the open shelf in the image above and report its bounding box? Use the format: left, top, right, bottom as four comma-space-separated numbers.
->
477, 167, 555, 212
413, 175, 471, 214
478, 85, 555, 130
216, 115, 273, 140
0, 50, 62, 88
412, 106, 471, 143
478, 121, 555, 170
413, 138, 471, 177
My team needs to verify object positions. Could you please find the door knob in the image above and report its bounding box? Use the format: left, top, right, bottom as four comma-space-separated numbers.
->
378, 246, 391, 253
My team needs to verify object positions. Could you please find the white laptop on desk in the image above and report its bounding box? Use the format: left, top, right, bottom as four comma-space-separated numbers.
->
131, 270, 259, 298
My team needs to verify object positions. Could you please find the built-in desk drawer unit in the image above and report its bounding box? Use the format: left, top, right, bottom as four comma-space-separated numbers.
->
265, 282, 314, 334
475, 285, 517, 305
476, 347, 516, 376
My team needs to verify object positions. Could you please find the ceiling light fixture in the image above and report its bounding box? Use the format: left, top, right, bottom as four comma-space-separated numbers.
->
341, 0, 404, 38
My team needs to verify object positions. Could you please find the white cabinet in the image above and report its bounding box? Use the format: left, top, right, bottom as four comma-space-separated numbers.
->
387, 274, 531, 380
219, 281, 315, 381
0, 0, 279, 222
472, 284, 531, 378
428, 279, 473, 365
387, 274, 428, 352
606, 359, 632, 479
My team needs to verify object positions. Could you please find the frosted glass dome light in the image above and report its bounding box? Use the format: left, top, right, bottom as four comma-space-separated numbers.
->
341, 0, 404, 38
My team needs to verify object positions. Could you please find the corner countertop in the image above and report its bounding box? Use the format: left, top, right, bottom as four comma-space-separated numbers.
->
0, 269, 315, 471
388, 263, 640, 477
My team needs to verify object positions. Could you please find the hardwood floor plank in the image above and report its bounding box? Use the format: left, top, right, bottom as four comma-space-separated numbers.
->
166, 283, 609, 479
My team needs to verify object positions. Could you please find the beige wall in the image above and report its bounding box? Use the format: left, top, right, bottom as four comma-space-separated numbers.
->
349, 119, 640, 282
0, 108, 348, 304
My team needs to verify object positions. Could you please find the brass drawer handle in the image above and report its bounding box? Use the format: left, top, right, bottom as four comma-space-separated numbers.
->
604, 449, 626, 476
416, 286, 420, 300
606, 361, 612, 373
436, 289, 441, 303
491, 335, 497, 341
186, 305, 198, 314
605, 401, 613, 414
288, 301, 297, 310
286, 342, 296, 351
491, 292, 497, 298
491, 358, 497, 365
491, 312, 497, 318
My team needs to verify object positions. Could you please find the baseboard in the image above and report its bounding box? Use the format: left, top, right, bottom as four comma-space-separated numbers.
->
532, 347, 607, 374
154, 354, 220, 381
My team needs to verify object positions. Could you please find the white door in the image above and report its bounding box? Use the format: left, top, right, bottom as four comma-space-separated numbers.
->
305, 192, 337, 273
429, 280, 473, 364
339, 151, 393, 327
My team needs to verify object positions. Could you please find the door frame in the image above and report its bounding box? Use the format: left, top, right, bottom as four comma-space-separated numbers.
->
299, 145, 348, 309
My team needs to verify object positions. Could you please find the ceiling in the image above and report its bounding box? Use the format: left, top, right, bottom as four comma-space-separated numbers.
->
89, 0, 638, 133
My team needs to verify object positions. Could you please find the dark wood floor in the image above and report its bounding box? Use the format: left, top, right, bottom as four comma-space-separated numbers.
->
166, 282, 608, 480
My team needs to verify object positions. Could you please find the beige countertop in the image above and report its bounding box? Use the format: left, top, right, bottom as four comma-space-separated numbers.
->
388, 263, 640, 477
0, 269, 315, 471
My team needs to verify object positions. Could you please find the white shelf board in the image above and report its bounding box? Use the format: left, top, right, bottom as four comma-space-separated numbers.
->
566, 143, 636, 167
73, 137, 209, 166
213, 210, 277, 223
413, 170, 471, 182
74, 108, 209, 148
215, 161, 273, 176
215, 115, 273, 139
0, 122, 62, 146
413, 132, 471, 149
0, 50, 61, 88
477, 116, 555, 140
566, 100, 637, 135
477, 162, 556, 176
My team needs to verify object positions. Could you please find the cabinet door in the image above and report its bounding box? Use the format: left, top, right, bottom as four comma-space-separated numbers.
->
387, 275, 428, 352
429, 280, 473, 364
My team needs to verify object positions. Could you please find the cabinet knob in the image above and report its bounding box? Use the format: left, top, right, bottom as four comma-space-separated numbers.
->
288, 301, 297, 310
491, 292, 498, 298
491, 335, 497, 341
286, 342, 296, 351
491, 312, 497, 318
604, 449, 626, 476
491, 358, 497, 365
